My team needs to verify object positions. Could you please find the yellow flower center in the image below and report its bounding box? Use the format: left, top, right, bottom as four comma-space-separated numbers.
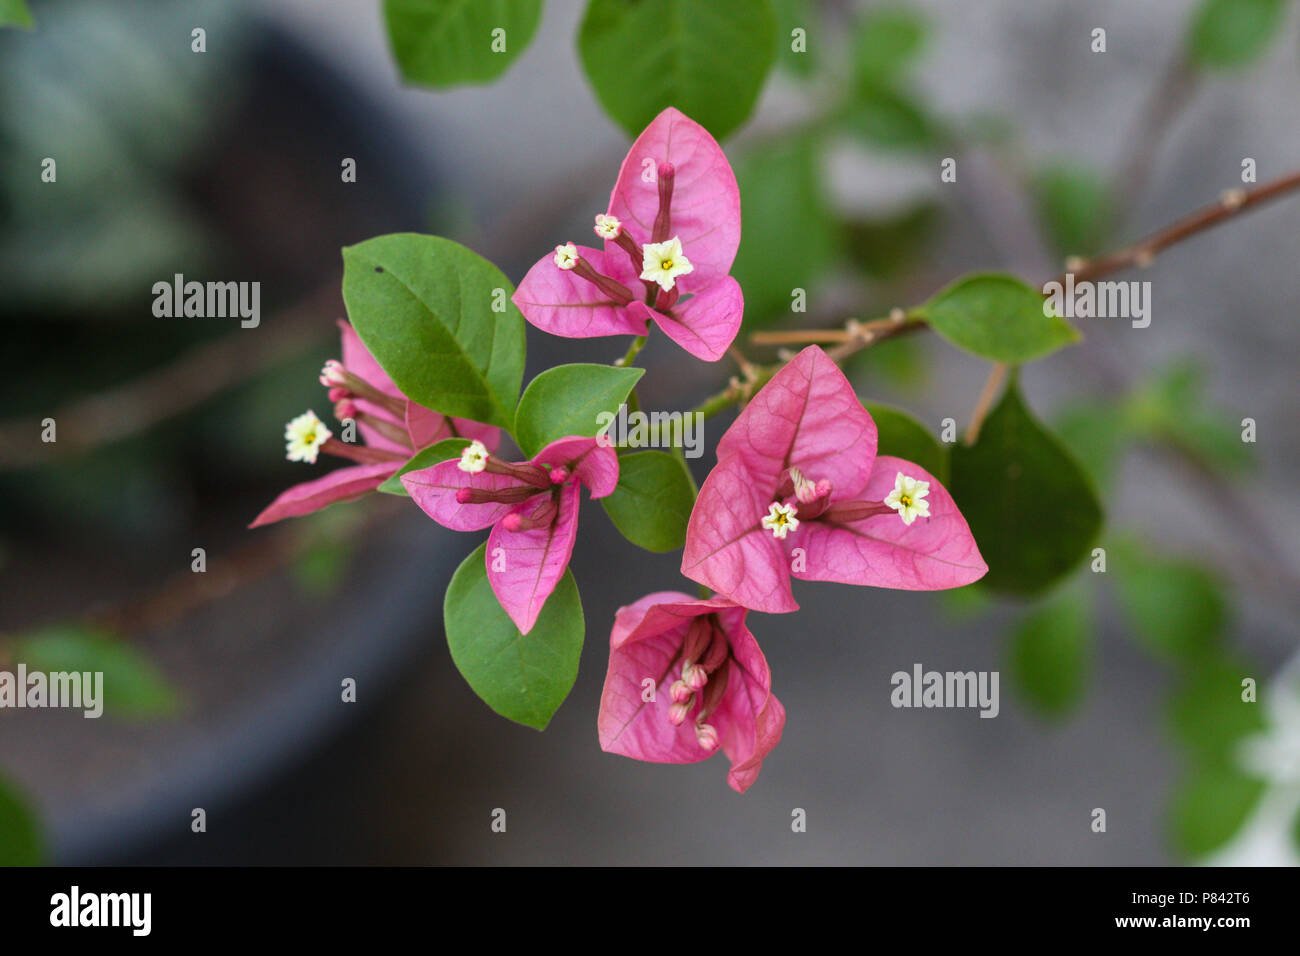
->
899, 494, 912, 507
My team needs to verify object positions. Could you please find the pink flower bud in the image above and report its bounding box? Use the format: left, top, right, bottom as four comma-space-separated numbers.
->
668, 701, 692, 726
670, 680, 692, 704
694, 721, 720, 752
501, 512, 524, 532
684, 662, 708, 691
549, 466, 570, 484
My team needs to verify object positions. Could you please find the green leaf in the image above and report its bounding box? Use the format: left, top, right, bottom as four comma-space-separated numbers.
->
383, 0, 543, 88
1033, 164, 1113, 258
863, 402, 948, 484
949, 378, 1103, 595
849, 84, 938, 151
732, 138, 840, 327
377, 438, 472, 496
13, 625, 179, 717
1006, 591, 1091, 717
513, 363, 643, 459
0, 774, 42, 865
1167, 657, 1265, 768
853, 5, 928, 87
600, 451, 696, 552
578, 0, 777, 140
1169, 767, 1265, 858
1111, 541, 1226, 666
917, 273, 1081, 363
342, 234, 525, 431
1188, 0, 1287, 69
443, 543, 584, 730
0, 0, 32, 29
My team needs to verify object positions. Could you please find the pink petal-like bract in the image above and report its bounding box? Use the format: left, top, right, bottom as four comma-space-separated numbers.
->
339, 319, 410, 456
597, 591, 784, 793
512, 245, 648, 339
629, 275, 744, 362
607, 107, 741, 285
789, 455, 988, 590
249, 462, 396, 528
401, 458, 535, 532
405, 402, 502, 454
532, 435, 620, 499
487, 482, 582, 634
680, 452, 798, 613
684, 345, 986, 608
715, 345, 877, 497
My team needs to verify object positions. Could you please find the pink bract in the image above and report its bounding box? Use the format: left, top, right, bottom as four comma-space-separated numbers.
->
597, 591, 784, 793
512, 108, 744, 361
681, 346, 987, 612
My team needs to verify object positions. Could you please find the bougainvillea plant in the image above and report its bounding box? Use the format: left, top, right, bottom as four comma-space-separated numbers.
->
251, 108, 993, 791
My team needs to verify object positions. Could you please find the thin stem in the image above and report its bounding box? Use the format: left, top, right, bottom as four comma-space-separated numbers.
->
616, 334, 648, 368
963, 363, 1008, 446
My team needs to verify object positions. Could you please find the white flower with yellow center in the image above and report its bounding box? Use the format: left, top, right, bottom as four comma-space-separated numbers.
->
458, 439, 490, 474
761, 501, 800, 539
639, 236, 694, 291
593, 213, 622, 240
553, 242, 578, 270
884, 472, 931, 525
285, 410, 331, 464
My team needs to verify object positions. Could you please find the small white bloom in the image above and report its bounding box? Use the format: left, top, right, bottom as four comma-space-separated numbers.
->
553, 242, 579, 270
593, 213, 622, 240
639, 236, 694, 291
458, 439, 490, 474
285, 410, 331, 464
761, 501, 800, 539
883, 471, 931, 525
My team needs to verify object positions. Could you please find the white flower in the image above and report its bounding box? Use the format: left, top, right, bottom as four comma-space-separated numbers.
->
593, 213, 622, 239
639, 236, 694, 291
761, 501, 800, 539
553, 242, 578, 270
883, 472, 931, 525
284, 410, 331, 464
458, 439, 490, 474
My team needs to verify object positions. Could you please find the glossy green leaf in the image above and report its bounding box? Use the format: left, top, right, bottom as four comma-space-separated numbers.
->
378, 438, 472, 496
342, 234, 525, 431
1006, 591, 1091, 717
14, 625, 179, 717
864, 402, 947, 484
513, 364, 643, 459
444, 543, 584, 730
383, 0, 543, 87
733, 138, 840, 327
1112, 541, 1226, 666
1169, 767, 1265, 858
0, 774, 42, 866
1188, 0, 1286, 69
600, 451, 696, 552
949, 378, 1103, 595
917, 273, 1081, 363
578, 0, 777, 140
